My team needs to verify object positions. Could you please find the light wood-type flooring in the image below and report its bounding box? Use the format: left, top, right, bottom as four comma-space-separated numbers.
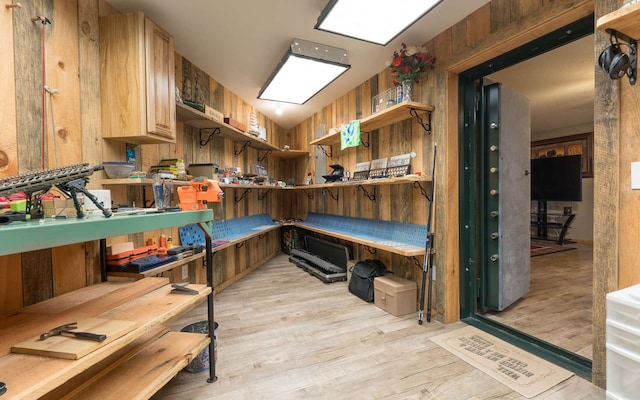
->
485, 241, 593, 359
153, 253, 603, 399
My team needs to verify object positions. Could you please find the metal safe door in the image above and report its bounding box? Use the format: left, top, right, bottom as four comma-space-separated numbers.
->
482, 82, 531, 311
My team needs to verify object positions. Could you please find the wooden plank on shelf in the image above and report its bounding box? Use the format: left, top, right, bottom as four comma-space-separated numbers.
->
41, 325, 168, 400
62, 331, 210, 400
271, 149, 310, 159
294, 223, 425, 257
299, 175, 431, 189
0, 282, 210, 399
596, 2, 640, 38
360, 101, 433, 132
176, 102, 279, 151
309, 102, 434, 146
19, 281, 134, 315
0, 278, 168, 356
11, 318, 137, 360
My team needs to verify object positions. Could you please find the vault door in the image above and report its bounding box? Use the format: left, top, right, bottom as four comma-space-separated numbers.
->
481, 82, 531, 311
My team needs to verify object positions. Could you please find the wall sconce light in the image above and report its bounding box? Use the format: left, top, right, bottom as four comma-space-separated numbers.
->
598, 29, 637, 85
258, 39, 350, 104
315, 0, 443, 46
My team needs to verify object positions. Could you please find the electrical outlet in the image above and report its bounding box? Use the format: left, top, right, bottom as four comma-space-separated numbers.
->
182, 265, 188, 280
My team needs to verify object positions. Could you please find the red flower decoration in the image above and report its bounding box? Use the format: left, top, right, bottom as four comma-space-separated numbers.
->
389, 43, 435, 86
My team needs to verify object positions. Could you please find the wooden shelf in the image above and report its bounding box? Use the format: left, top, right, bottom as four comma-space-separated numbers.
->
0, 210, 213, 256
107, 252, 206, 279
64, 331, 209, 400
291, 175, 431, 189
100, 178, 191, 186
176, 102, 279, 151
0, 278, 210, 399
596, 2, 640, 38
271, 149, 310, 159
294, 223, 425, 257
310, 101, 434, 146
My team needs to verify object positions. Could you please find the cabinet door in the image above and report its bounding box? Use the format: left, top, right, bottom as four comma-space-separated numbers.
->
145, 18, 175, 140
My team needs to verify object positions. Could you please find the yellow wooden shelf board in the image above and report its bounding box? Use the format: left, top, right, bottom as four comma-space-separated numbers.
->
360, 101, 433, 132
596, 2, 640, 38
294, 223, 425, 257
292, 175, 432, 189
64, 331, 209, 400
271, 149, 310, 159
309, 101, 434, 146
0, 281, 210, 399
176, 102, 279, 151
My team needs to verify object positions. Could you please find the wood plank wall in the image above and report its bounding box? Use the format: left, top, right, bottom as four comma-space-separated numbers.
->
0, 0, 284, 313
1, 0, 630, 388
287, 0, 607, 384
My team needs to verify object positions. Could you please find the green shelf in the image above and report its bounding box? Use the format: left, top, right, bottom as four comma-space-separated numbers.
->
0, 210, 213, 256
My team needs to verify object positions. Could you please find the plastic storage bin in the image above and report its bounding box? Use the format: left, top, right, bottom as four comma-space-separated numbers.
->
606, 343, 640, 400
607, 318, 640, 355
606, 283, 640, 328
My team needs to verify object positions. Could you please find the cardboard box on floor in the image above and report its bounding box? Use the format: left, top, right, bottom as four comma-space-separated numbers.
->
374, 275, 417, 316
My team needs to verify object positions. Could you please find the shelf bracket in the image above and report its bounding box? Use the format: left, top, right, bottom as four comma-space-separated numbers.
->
316, 144, 332, 158
199, 127, 221, 147
234, 140, 251, 156
235, 241, 246, 249
605, 28, 637, 86
321, 187, 338, 201
413, 181, 431, 200
234, 188, 252, 202
365, 246, 377, 255
361, 132, 370, 148
258, 233, 267, 239
257, 150, 272, 162
410, 108, 432, 134
257, 189, 272, 201
412, 256, 422, 270
302, 188, 314, 200
357, 185, 376, 202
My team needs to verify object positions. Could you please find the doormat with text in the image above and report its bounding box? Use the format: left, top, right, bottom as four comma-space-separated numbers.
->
530, 240, 576, 257
430, 325, 573, 398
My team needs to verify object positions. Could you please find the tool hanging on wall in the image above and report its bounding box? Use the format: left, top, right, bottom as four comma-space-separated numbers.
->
31, 15, 51, 169
418, 143, 437, 325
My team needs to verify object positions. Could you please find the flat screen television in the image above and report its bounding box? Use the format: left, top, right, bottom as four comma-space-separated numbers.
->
530, 155, 582, 201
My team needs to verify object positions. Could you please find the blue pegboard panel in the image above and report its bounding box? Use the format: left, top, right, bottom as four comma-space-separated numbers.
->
301, 213, 427, 249
178, 224, 206, 246
178, 214, 278, 246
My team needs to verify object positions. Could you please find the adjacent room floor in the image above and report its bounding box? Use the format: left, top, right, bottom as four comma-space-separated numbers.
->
485, 241, 593, 359
153, 253, 602, 399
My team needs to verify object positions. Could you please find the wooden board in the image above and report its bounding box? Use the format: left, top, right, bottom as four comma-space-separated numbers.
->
11, 318, 137, 360
63, 331, 209, 400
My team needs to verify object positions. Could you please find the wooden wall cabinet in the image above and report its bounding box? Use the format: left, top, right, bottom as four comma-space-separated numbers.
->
100, 11, 176, 144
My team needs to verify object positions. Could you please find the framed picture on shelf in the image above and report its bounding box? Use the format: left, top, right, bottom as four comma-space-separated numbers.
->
531, 132, 593, 178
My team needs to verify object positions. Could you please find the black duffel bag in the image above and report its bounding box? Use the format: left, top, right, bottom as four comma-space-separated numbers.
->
348, 259, 389, 302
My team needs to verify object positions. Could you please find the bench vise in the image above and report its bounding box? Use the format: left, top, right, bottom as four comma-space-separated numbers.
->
177, 178, 224, 210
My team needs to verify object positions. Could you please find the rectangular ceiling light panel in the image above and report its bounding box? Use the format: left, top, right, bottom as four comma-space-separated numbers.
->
315, 0, 443, 45
259, 39, 350, 104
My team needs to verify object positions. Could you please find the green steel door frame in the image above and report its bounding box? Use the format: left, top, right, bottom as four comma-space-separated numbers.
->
458, 14, 594, 380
